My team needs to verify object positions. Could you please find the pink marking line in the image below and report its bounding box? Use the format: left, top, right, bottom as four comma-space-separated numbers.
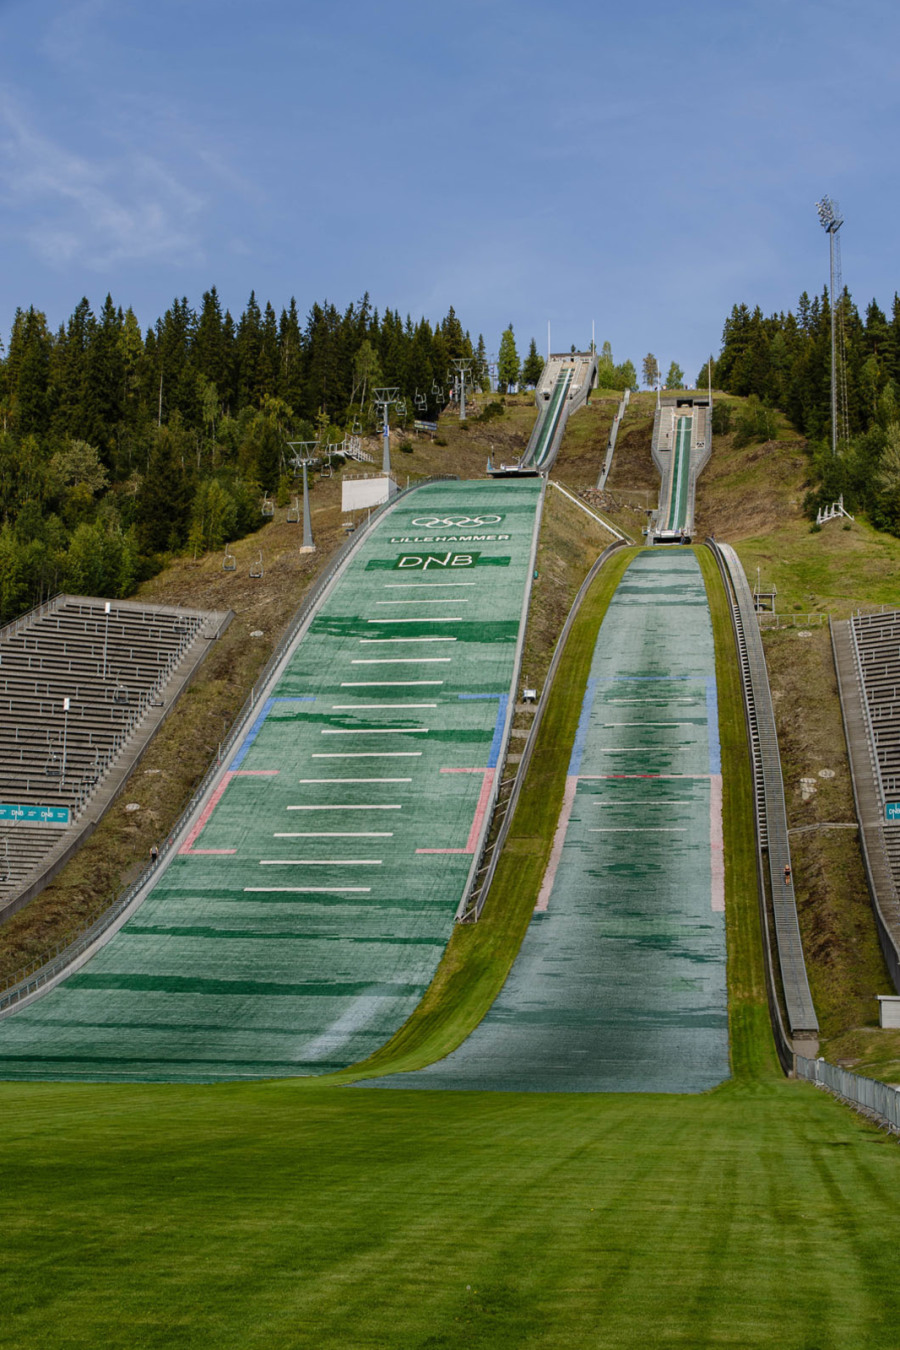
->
710, 773, 725, 912
535, 775, 578, 912
416, 767, 496, 855
179, 769, 279, 856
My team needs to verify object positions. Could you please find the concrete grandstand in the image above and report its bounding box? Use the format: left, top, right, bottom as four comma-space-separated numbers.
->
0, 596, 231, 922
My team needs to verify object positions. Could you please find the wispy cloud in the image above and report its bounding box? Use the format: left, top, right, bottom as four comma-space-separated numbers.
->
0, 94, 207, 269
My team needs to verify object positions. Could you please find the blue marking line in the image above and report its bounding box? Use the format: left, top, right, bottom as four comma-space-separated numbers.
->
706, 677, 721, 775
458, 693, 502, 700
230, 696, 316, 769
486, 694, 509, 768
568, 678, 599, 776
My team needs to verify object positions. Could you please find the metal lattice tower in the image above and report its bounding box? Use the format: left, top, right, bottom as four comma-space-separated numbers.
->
287, 440, 319, 552
452, 358, 474, 421
816, 196, 850, 455
373, 387, 402, 475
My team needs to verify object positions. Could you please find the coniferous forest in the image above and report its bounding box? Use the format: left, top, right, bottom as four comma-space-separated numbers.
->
707, 288, 900, 532
0, 290, 483, 621
5, 281, 900, 628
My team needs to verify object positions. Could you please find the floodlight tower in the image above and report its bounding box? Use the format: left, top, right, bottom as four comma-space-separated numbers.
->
452, 358, 474, 421
287, 440, 319, 552
373, 387, 402, 475
816, 195, 846, 457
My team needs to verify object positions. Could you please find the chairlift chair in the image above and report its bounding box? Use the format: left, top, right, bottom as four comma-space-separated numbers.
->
261, 493, 275, 518
222, 546, 237, 572
249, 551, 264, 579
287, 496, 300, 523
113, 682, 129, 704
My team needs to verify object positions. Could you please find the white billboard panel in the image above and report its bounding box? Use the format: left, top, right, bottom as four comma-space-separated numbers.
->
342, 476, 398, 513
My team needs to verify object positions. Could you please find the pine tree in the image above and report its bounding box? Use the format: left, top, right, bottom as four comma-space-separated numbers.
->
642, 353, 659, 388
521, 337, 544, 388
498, 325, 519, 393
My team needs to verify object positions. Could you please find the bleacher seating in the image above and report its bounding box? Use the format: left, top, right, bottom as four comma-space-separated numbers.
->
0, 595, 229, 912
851, 611, 900, 876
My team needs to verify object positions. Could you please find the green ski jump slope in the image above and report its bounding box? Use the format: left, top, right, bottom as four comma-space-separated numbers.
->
374, 549, 728, 1092
663, 413, 693, 532
0, 479, 542, 1082
522, 367, 573, 470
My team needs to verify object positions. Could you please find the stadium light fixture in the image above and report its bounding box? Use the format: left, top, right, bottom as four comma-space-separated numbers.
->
816, 196, 845, 457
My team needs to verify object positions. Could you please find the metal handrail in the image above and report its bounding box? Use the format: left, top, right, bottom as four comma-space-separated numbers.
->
796, 1054, 900, 1132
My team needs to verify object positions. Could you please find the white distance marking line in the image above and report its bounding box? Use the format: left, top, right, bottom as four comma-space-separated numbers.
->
297, 778, 412, 784
311, 752, 421, 759
274, 832, 393, 838
286, 804, 402, 810
594, 800, 693, 806
382, 582, 476, 588
340, 680, 444, 686
330, 704, 436, 710
376, 599, 469, 606
358, 637, 457, 644
598, 747, 670, 753
260, 859, 383, 866
320, 728, 426, 735
350, 658, 451, 665
603, 722, 697, 727
366, 617, 462, 624
243, 887, 372, 893
588, 827, 687, 833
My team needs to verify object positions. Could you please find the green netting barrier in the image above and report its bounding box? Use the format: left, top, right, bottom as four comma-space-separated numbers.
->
0, 479, 542, 1082
374, 549, 729, 1093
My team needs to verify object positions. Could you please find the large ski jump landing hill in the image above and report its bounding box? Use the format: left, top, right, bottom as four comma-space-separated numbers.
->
0, 479, 542, 1082
375, 549, 729, 1093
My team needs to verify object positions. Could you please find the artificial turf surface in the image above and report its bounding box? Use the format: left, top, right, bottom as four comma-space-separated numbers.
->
2, 548, 899, 1347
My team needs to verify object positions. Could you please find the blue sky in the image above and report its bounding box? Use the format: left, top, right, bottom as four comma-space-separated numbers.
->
0, 0, 897, 382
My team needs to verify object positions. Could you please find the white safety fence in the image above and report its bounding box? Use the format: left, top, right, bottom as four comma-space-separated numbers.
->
796, 1055, 900, 1131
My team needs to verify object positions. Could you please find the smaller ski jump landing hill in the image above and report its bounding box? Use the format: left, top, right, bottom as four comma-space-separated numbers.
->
648, 395, 712, 544
0, 478, 543, 1082
373, 549, 729, 1093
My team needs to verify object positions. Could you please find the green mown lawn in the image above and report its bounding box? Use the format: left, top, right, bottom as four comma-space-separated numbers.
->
2, 549, 899, 1349
1, 1076, 898, 1349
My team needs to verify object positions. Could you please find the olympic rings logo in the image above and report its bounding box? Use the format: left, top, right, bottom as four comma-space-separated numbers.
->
410, 515, 503, 527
